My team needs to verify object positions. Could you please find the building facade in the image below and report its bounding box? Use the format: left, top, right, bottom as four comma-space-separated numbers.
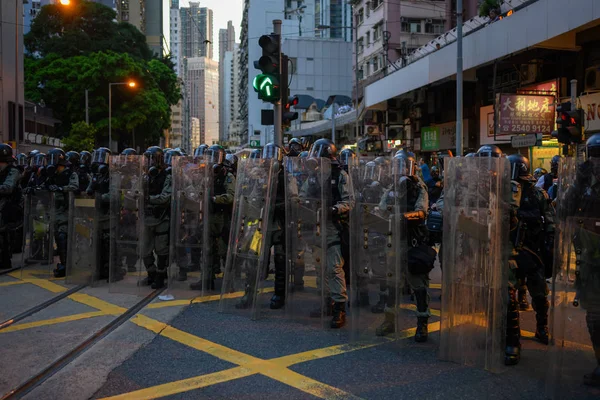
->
219, 21, 236, 142
170, 0, 181, 74
180, 2, 213, 72
185, 57, 219, 149
1, 0, 25, 144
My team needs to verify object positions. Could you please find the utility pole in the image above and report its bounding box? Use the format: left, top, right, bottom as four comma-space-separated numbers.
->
354, 23, 359, 145
331, 103, 336, 143
273, 19, 283, 147
455, 0, 464, 156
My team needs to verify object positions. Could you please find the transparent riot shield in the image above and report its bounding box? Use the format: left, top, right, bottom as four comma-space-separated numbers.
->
546, 157, 600, 398
219, 158, 278, 319
167, 156, 212, 298
65, 192, 100, 286
21, 190, 55, 275
284, 157, 332, 328
109, 155, 146, 294
438, 157, 510, 372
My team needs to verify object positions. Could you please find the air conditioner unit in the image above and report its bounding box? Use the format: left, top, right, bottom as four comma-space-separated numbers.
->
585, 65, 600, 91
365, 125, 380, 136
520, 63, 538, 85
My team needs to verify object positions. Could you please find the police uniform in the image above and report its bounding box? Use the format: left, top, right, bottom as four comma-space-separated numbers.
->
48, 166, 79, 276
86, 167, 111, 279
143, 168, 172, 288
0, 165, 21, 268
209, 167, 235, 279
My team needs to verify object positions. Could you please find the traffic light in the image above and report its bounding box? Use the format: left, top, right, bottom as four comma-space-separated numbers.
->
253, 34, 281, 103
552, 102, 584, 144
282, 96, 299, 129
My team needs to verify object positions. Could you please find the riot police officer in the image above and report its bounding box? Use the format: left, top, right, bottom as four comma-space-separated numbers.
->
45, 148, 79, 277
190, 145, 235, 291
288, 137, 304, 157
562, 133, 600, 385
376, 150, 432, 341
121, 148, 138, 156
304, 139, 353, 328
225, 153, 238, 177
164, 149, 183, 174
66, 151, 91, 194
505, 153, 555, 365
536, 155, 562, 202
141, 146, 172, 289
0, 144, 21, 269
87, 147, 112, 280
194, 144, 209, 159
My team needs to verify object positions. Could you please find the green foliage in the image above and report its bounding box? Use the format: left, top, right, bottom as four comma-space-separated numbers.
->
25, 0, 152, 60
62, 121, 97, 152
24, 0, 181, 149
479, 0, 501, 17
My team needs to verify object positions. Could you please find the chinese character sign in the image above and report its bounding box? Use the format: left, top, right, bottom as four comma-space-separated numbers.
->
421, 126, 440, 151
498, 94, 555, 135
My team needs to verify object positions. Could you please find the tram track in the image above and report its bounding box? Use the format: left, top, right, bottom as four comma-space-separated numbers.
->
0, 266, 22, 276
0, 284, 88, 331
0, 287, 165, 400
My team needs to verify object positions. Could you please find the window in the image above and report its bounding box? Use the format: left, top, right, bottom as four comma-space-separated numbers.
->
358, 67, 364, 80
356, 8, 364, 25
425, 19, 445, 35
402, 19, 422, 33
372, 57, 380, 72
365, 32, 370, 47
357, 38, 364, 54
371, 0, 383, 10
121, 11, 129, 21
373, 23, 382, 42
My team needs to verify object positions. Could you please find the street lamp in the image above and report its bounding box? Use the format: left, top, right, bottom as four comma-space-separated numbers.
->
59, 0, 71, 5
109, 81, 136, 152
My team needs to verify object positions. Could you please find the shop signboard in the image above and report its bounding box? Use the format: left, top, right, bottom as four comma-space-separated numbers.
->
517, 79, 559, 96
497, 94, 555, 135
421, 126, 439, 151
579, 92, 600, 133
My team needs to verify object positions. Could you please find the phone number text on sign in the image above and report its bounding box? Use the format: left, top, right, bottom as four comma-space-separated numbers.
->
498, 94, 555, 135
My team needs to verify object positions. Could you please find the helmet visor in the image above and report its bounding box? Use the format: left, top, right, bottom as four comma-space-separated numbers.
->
308, 143, 336, 159
92, 150, 110, 165
47, 153, 64, 166
205, 149, 224, 165
262, 146, 284, 161
392, 157, 414, 177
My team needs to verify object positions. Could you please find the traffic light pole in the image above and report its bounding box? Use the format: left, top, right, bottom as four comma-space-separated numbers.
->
273, 20, 283, 147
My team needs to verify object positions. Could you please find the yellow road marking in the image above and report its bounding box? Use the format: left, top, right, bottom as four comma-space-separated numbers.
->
99, 367, 255, 400
430, 283, 441, 289
148, 287, 275, 309
0, 311, 108, 333
0, 280, 27, 287
400, 303, 441, 317
67, 293, 127, 315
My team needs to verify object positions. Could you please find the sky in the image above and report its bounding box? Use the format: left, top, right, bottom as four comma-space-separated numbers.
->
178, 0, 244, 61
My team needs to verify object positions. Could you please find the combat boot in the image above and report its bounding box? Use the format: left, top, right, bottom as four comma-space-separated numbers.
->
330, 302, 346, 329
139, 265, 157, 286
376, 310, 395, 336
151, 271, 166, 289
235, 284, 254, 309
371, 294, 387, 314
518, 286, 530, 310
532, 296, 549, 345
53, 263, 66, 278
177, 269, 188, 282
310, 297, 334, 318
415, 317, 429, 342
505, 288, 521, 365
414, 288, 429, 343
271, 261, 286, 309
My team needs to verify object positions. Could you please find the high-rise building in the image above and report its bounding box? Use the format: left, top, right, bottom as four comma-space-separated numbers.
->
1, 0, 25, 143
222, 43, 239, 145
180, 2, 213, 68
185, 57, 219, 148
145, 0, 170, 56
219, 21, 236, 142
314, 0, 352, 41
170, 0, 181, 74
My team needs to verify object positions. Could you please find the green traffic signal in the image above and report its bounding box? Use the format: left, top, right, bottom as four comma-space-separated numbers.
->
253, 74, 280, 102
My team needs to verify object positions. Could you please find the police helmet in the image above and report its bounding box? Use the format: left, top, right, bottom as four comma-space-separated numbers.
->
80, 151, 92, 168
298, 151, 309, 158
507, 154, 531, 180
393, 150, 417, 177
121, 148, 138, 156
339, 149, 356, 169
465, 153, 476, 158
205, 144, 226, 165
164, 149, 183, 166
16, 153, 28, 167
92, 147, 112, 165
476, 145, 502, 158
262, 143, 285, 162
533, 167, 547, 180
47, 148, 67, 166
225, 153, 239, 173
363, 161, 380, 182
0, 144, 14, 164
549, 155, 562, 175
288, 138, 304, 157
250, 149, 262, 159
65, 151, 80, 166
586, 133, 600, 159
308, 138, 337, 160
31, 153, 47, 167
194, 144, 209, 158
144, 146, 165, 170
